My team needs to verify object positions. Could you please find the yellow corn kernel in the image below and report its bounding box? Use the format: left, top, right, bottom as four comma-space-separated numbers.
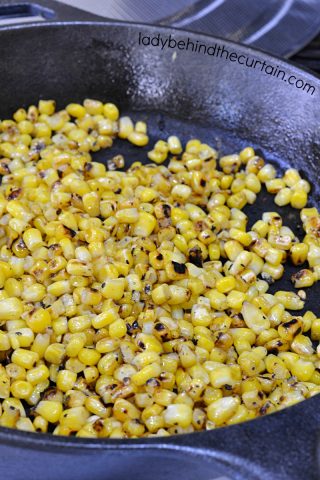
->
36, 401, 63, 423
38, 99, 55, 115
131, 363, 161, 386
101, 278, 126, 300
11, 380, 33, 399
239, 147, 255, 164
78, 348, 101, 366
283, 168, 301, 187
216, 276, 236, 293
241, 301, 270, 333
56, 370, 77, 392
274, 188, 292, 206
133, 211, 157, 236
290, 243, 308, 265
66, 103, 86, 118
290, 189, 308, 209
103, 103, 119, 121
118, 116, 134, 139
47, 280, 71, 297
163, 404, 192, 428
291, 269, 314, 288
12, 349, 39, 370
151, 284, 171, 305
22, 283, 46, 302
109, 318, 127, 338
167, 136, 183, 154
0, 297, 23, 320
274, 291, 304, 310
44, 343, 65, 364
115, 208, 139, 223
26, 364, 50, 385
0, 332, 10, 351
207, 396, 240, 426
26, 308, 51, 333
128, 131, 149, 147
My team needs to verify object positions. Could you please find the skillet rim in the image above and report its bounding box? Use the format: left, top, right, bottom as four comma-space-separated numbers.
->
0, 19, 318, 449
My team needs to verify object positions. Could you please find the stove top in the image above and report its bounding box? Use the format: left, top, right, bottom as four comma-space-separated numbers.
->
60, 0, 320, 60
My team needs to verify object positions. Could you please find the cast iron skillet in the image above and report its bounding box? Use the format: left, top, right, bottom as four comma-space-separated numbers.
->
0, 2, 319, 480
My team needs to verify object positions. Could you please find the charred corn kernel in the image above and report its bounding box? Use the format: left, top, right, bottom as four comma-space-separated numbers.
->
219, 155, 241, 174
101, 278, 126, 300
60, 406, 90, 430
12, 349, 39, 369
9, 328, 34, 348
26, 308, 51, 333
113, 399, 140, 422
131, 362, 161, 386
164, 404, 192, 428
291, 269, 314, 288
290, 243, 308, 265
207, 396, 240, 426
92, 309, 119, 329
241, 302, 270, 333
311, 318, 320, 342
266, 178, 285, 193
210, 366, 236, 388
167, 285, 190, 305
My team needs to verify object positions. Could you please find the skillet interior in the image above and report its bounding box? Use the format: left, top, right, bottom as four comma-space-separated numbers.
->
0, 21, 319, 480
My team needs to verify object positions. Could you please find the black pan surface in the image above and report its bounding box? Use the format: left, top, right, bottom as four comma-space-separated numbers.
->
0, 12, 319, 480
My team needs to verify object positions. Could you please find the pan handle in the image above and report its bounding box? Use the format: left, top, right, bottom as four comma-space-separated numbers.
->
0, 0, 106, 26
